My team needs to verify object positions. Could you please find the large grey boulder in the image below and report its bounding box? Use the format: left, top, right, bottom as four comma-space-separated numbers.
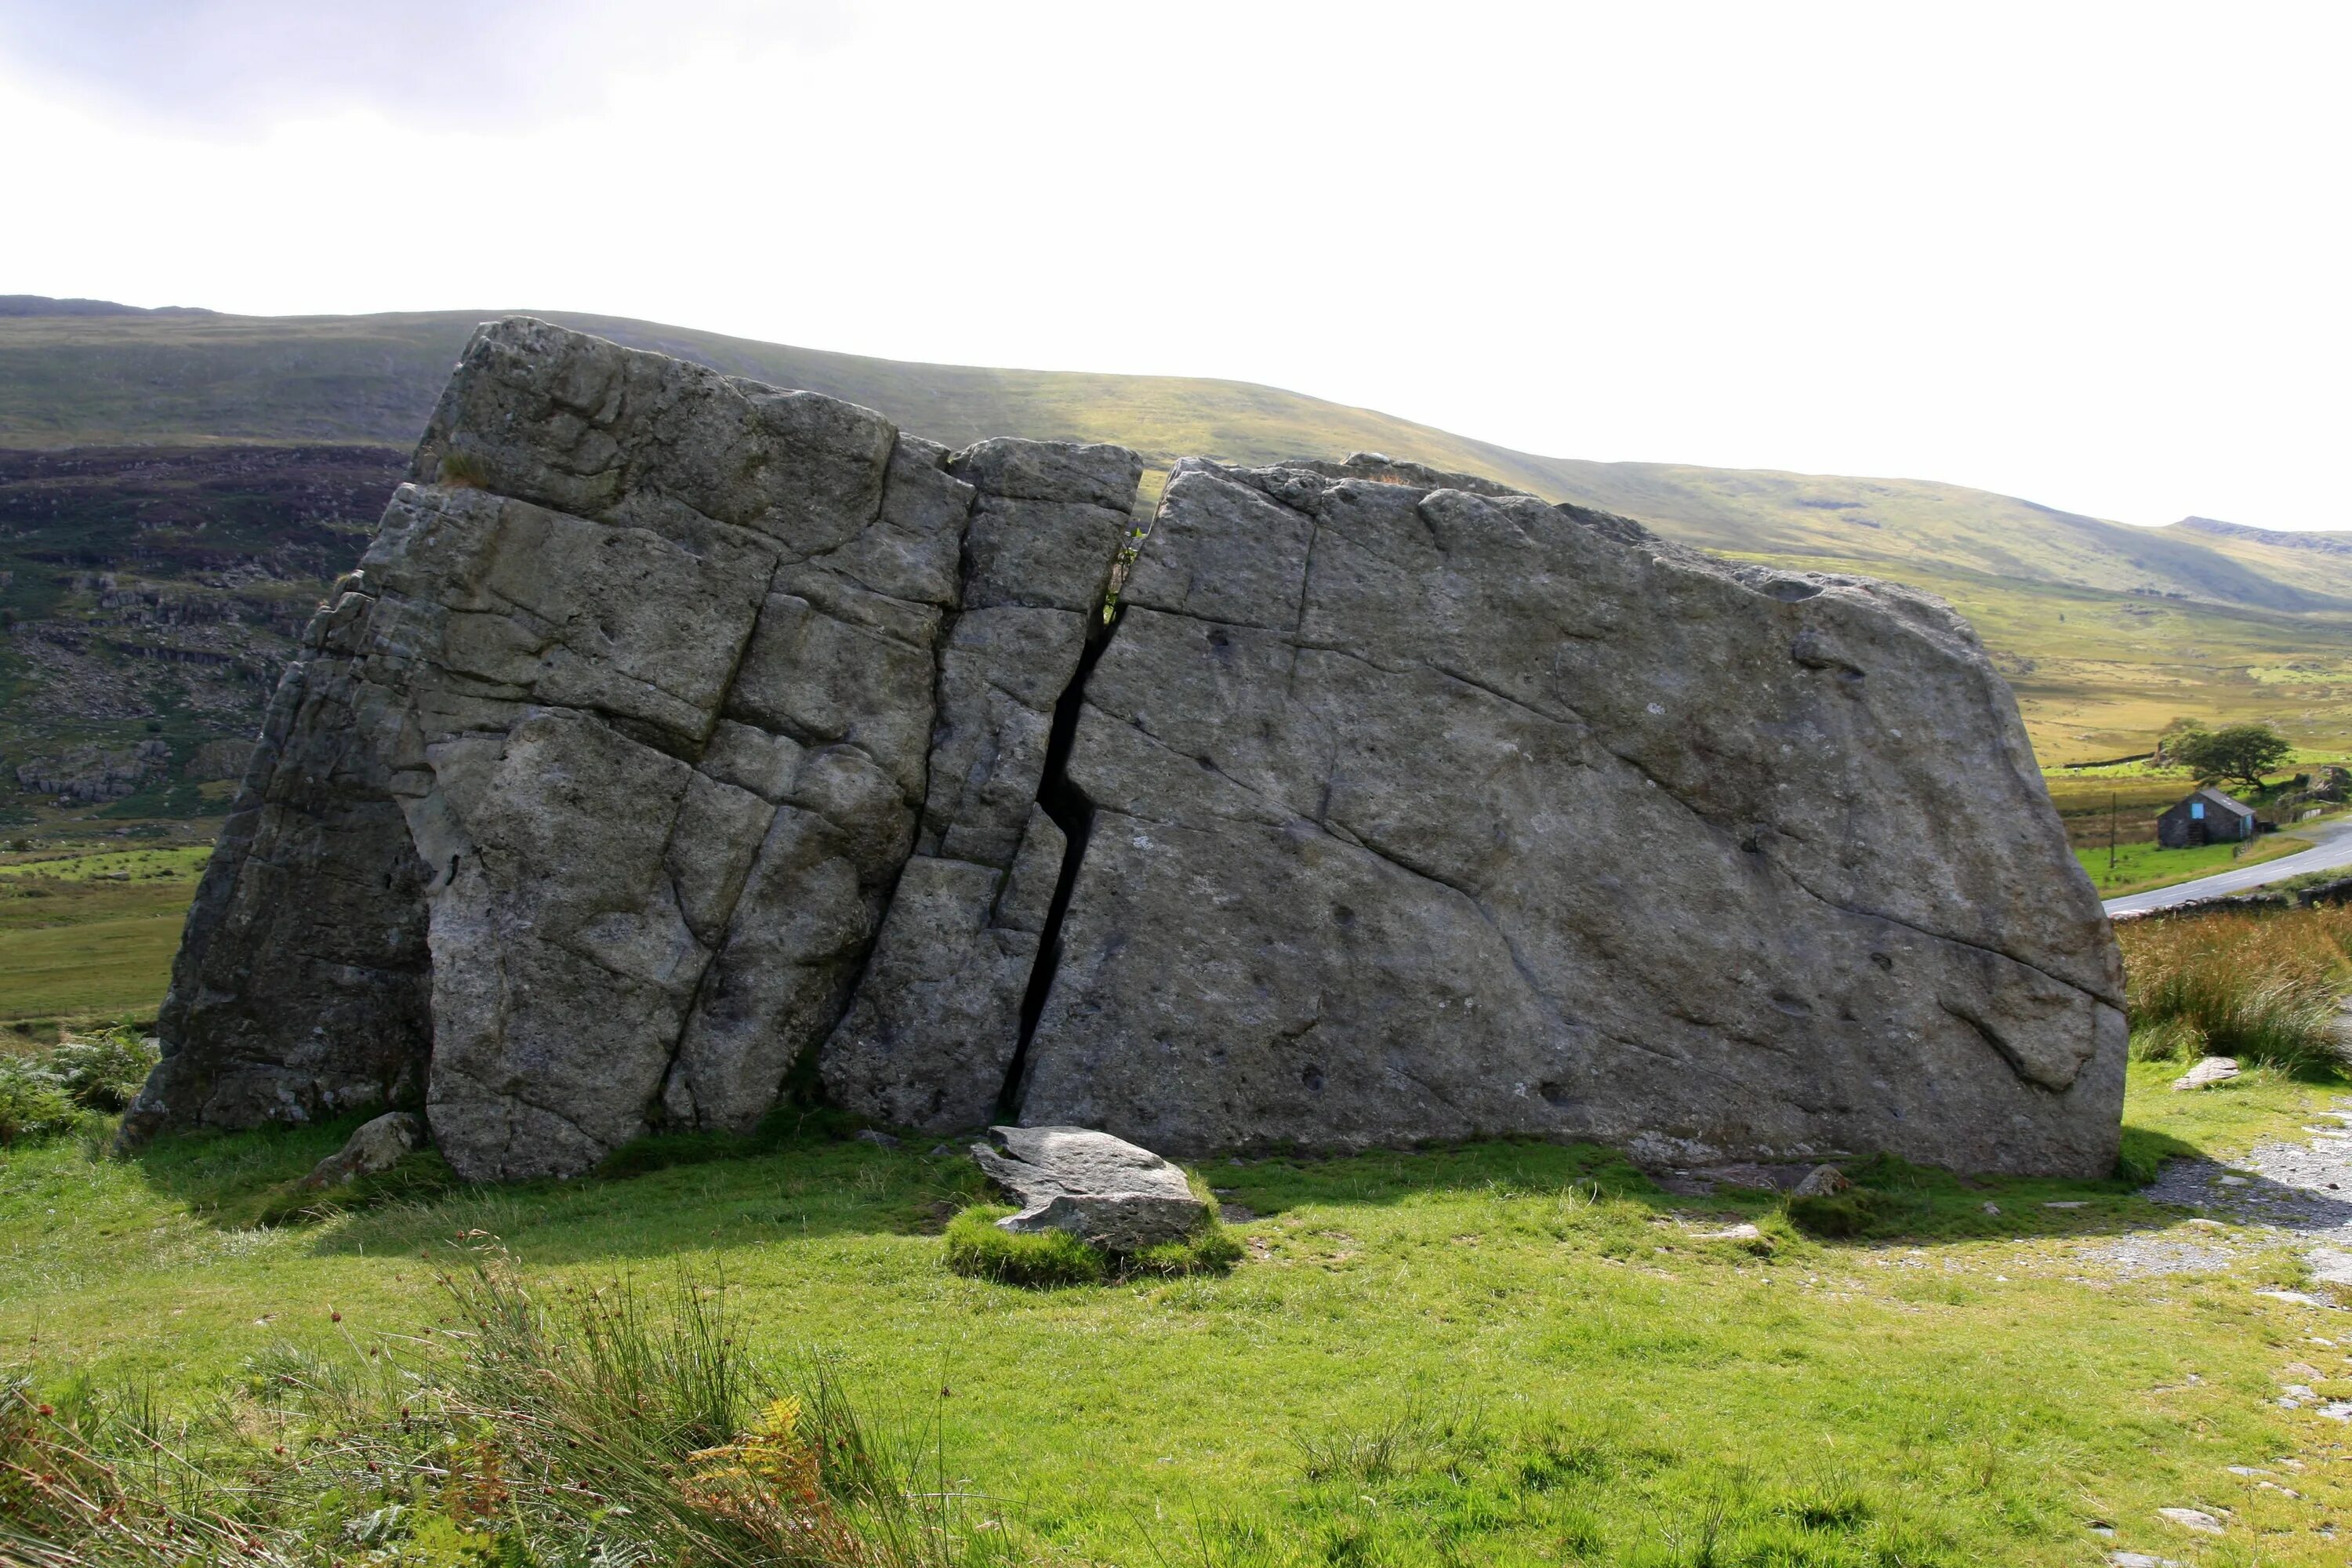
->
1014, 455, 2125, 1176
971, 1124, 1207, 1252
123, 328, 2125, 1183
122, 318, 1141, 1180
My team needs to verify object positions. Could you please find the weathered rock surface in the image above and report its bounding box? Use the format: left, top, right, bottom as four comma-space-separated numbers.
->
2173, 1055, 2241, 1091
296, 1110, 423, 1190
124, 318, 1141, 1179
1014, 456, 2125, 1175
125, 326, 2124, 1182
970, 1124, 1207, 1251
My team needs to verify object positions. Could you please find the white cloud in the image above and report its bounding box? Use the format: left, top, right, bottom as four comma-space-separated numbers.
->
0, 0, 2345, 529
0, 0, 855, 129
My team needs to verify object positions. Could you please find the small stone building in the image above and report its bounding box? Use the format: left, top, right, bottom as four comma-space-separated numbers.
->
2157, 786, 2257, 848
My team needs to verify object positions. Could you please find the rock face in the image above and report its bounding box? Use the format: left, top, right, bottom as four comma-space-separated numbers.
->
124, 323, 2126, 1181
125, 318, 1141, 1179
970, 1125, 1207, 1251
1016, 455, 2125, 1175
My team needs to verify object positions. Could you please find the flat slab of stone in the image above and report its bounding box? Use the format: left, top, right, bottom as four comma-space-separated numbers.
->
971, 1125, 1207, 1253
2173, 1056, 2241, 1091
296, 1111, 423, 1190
2156, 1507, 2224, 1536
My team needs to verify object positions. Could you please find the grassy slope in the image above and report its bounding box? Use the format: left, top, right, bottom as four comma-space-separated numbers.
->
0, 845, 206, 1030
12, 307, 2352, 761
2, 1065, 2347, 1564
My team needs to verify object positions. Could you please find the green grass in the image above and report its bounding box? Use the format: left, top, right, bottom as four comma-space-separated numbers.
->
942, 1201, 1243, 1287
2118, 902, 2352, 1073
0, 843, 212, 884
0, 905, 188, 1027
2074, 832, 2307, 895
0, 843, 205, 1030
6, 1070, 2352, 1563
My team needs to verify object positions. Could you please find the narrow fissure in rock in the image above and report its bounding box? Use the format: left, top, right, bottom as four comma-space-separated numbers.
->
1002, 605, 1118, 1119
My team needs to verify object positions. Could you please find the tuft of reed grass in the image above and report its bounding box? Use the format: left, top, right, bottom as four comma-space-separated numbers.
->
2116, 904, 2352, 1073
2, 1247, 1012, 1566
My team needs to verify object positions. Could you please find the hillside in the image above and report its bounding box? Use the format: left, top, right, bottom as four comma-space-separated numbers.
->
3, 296, 2351, 824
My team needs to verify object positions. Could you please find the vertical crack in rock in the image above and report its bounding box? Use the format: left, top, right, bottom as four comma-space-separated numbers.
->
1004, 607, 1116, 1119
815, 439, 1144, 1132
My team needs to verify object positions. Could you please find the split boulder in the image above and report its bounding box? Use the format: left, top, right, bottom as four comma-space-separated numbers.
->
121, 325, 2127, 1183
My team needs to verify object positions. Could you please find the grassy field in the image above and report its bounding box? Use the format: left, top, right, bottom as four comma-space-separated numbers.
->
9, 845, 2352, 1559
7, 1062, 2352, 1564
0, 844, 205, 1034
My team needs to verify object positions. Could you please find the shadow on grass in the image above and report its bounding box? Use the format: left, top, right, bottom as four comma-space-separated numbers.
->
1206, 1127, 2296, 1252
106, 1103, 2278, 1265
116, 1108, 996, 1263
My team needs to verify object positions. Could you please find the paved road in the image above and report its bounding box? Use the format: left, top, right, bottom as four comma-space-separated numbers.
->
2103, 820, 2352, 917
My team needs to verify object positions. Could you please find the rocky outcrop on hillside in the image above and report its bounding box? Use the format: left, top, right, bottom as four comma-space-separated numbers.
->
14, 739, 172, 802
0, 445, 407, 818
122, 319, 2126, 1180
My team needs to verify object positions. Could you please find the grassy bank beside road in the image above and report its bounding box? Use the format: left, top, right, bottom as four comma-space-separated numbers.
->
2075, 831, 2307, 897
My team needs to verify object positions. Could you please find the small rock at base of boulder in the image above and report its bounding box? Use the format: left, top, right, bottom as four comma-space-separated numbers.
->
2155, 1506, 2224, 1535
2172, 1057, 2241, 1091
296, 1112, 423, 1191
1791, 1164, 1850, 1198
971, 1125, 1207, 1253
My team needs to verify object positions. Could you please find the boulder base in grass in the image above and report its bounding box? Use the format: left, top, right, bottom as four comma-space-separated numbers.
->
296, 1112, 423, 1190
970, 1125, 1206, 1252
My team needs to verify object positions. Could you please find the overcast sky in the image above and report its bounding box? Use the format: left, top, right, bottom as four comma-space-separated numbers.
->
1, 1, 2344, 529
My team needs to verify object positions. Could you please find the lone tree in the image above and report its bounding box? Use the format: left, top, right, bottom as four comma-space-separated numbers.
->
2172, 723, 2292, 793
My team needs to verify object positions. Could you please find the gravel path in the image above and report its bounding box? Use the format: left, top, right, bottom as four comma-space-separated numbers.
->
2139, 1105, 2352, 1290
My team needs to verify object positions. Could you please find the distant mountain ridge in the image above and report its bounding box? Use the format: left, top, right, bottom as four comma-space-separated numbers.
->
0, 296, 216, 318
2176, 515, 2352, 556
3, 295, 2352, 772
